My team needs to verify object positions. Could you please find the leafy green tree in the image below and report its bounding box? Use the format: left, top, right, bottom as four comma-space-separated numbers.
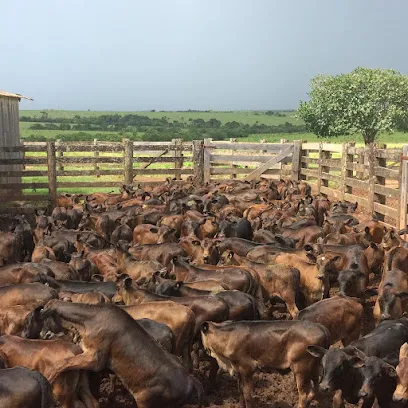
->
297, 67, 408, 144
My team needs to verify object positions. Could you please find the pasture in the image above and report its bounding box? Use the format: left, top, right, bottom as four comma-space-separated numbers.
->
20, 109, 408, 147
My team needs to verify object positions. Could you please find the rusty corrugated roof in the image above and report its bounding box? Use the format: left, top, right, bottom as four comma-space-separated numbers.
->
0, 90, 33, 100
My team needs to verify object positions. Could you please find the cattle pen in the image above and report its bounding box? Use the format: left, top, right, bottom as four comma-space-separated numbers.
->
0, 139, 407, 230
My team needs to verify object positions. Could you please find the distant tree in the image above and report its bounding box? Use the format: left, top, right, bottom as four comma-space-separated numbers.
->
297, 67, 408, 145
40, 111, 48, 120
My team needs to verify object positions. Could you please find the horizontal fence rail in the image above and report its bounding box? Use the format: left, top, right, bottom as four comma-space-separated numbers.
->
0, 139, 407, 231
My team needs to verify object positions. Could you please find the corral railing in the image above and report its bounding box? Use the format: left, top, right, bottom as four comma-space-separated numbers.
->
0, 139, 407, 230
299, 142, 407, 229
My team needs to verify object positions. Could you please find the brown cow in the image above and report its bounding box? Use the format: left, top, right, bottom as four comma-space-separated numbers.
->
132, 224, 176, 245
58, 291, 110, 305
296, 296, 363, 346
128, 242, 185, 267
0, 231, 21, 266
179, 236, 219, 265
114, 278, 229, 335
119, 302, 196, 369
373, 269, 408, 324
201, 320, 330, 408
32, 241, 56, 263
0, 335, 98, 408
0, 263, 54, 286
394, 342, 408, 403
270, 252, 330, 305
0, 283, 57, 309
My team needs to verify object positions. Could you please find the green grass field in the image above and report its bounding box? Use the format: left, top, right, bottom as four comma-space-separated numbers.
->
20, 110, 408, 147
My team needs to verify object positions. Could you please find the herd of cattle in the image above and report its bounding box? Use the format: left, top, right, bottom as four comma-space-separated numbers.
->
1, 177, 408, 408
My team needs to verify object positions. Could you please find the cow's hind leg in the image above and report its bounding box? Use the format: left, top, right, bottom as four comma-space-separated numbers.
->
238, 370, 254, 408
332, 390, 345, 408
293, 364, 316, 408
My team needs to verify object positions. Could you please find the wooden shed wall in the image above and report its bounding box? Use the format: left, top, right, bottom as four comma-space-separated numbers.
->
0, 96, 22, 189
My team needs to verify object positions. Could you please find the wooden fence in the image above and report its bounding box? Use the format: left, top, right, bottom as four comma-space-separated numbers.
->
299, 142, 406, 229
0, 139, 407, 230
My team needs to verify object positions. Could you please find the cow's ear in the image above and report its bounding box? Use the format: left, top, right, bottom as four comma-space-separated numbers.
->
397, 291, 408, 299
350, 355, 365, 368
275, 235, 285, 245
124, 277, 133, 288
150, 227, 158, 233
400, 343, 408, 359
228, 251, 234, 259
364, 226, 370, 234
370, 242, 378, 249
175, 281, 183, 289
92, 274, 104, 282
383, 365, 397, 378
307, 346, 327, 359
192, 240, 201, 246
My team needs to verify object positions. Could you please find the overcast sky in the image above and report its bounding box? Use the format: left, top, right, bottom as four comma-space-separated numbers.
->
2, 0, 407, 111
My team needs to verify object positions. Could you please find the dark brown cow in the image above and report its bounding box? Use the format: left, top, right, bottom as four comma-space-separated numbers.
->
0, 362, 55, 408
35, 300, 203, 408
201, 320, 330, 408
296, 296, 363, 346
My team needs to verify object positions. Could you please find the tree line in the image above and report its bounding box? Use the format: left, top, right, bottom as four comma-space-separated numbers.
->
21, 113, 307, 141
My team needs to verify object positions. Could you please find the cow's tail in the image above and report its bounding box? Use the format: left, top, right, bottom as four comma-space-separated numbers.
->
293, 267, 305, 311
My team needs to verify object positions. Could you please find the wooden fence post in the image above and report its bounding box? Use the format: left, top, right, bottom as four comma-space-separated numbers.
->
399, 145, 408, 233
203, 138, 212, 184
56, 139, 64, 172
346, 142, 355, 197
373, 144, 386, 221
173, 139, 183, 180
316, 142, 323, 194
93, 139, 100, 178
367, 144, 376, 216
123, 139, 133, 185
193, 140, 204, 185
230, 138, 237, 179
47, 141, 57, 208
340, 143, 349, 200
279, 139, 288, 179
291, 140, 302, 182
